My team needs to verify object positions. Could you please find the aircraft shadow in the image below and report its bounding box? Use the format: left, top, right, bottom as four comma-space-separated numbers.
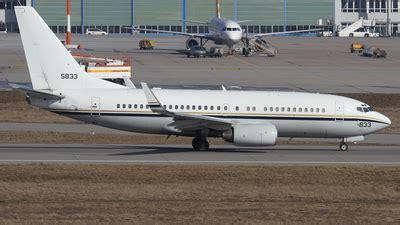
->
108, 145, 267, 156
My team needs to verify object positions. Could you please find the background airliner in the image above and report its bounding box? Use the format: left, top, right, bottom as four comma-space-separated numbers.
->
129, 0, 320, 52
15, 6, 390, 152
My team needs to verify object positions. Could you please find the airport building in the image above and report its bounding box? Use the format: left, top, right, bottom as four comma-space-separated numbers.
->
0, 0, 399, 35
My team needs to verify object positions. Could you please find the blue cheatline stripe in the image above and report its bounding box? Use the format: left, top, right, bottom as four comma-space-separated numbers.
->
51, 111, 388, 125
81, 0, 84, 34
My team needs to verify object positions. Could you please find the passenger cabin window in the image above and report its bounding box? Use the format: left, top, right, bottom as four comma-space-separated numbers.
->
134, 104, 138, 109
128, 104, 132, 109
117, 104, 120, 108
146, 105, 149, 109
224, 106, 228, 111
204, 106, 208, 110
198, 106, 202, 110
192, 105, 196, 110
211, 106, 214, 110
322, 108, 326, 113
247, 106, 250, 111
236, 106, 240, 111
316, 108, 320, 113
186, 105, 190, 110
264, 107, 268, 112
293, 107, 296, 112
140, 104, 144, 109
169, 105, 172, 110
252, 107, 256, 111
270, 107, 273, 112
175, 105, 178, 110
217, 106, 221, 111
122, 104, 126, 109
275, 107, 279, 112
281, 107, 285, 112
287, 107, 291, 112
310, 108, 314, 113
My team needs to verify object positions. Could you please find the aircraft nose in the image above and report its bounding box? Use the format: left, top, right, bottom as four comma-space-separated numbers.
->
383, 114, 391, 126
378, 113, 391, 127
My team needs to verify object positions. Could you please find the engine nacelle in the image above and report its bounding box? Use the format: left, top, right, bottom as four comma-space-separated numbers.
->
223, 123, 278, 147
186, 38, 199, 49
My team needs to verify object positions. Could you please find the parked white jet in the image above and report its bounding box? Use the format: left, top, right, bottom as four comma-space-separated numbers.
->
129, 0, 320, 52
15, 6, 390, 151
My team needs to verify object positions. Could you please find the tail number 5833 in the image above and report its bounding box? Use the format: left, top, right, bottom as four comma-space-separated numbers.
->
61, 73, 78, 79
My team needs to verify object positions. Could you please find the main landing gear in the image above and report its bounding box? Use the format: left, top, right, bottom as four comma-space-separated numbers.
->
192, 137, 210, 151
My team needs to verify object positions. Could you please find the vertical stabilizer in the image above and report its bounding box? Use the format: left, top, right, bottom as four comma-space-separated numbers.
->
216, 0, 221, 18
15, 6, 122, 90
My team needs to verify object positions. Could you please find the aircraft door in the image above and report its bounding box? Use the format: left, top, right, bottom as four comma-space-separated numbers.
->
91, 97, 101, 117
335, 102, 344, 121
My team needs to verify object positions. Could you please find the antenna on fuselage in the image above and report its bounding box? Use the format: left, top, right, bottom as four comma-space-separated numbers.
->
216, 0, 221, 18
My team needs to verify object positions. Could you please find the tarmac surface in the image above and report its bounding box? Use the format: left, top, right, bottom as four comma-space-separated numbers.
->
1, 34, 400, 93
0, 143, 399, 165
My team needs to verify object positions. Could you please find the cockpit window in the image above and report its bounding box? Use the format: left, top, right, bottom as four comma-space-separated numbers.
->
227, 28, 232, 31
357, 106, 374, 113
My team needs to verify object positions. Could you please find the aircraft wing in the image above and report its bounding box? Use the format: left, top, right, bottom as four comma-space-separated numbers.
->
251, 29, 322, 37
141, 82, 233, 131
127, 27, 211, 39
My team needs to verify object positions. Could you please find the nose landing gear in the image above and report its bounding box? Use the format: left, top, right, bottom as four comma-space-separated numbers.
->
339, 142, 348, 151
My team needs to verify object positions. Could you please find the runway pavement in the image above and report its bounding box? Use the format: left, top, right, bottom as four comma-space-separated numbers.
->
0, 144, 399, 165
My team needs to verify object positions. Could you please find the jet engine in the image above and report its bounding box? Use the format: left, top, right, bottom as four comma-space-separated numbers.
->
223, 123, 278, 146
186, 38, 199, 49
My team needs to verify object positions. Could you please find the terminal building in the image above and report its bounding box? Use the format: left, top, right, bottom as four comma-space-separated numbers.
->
0, 0, 399, 35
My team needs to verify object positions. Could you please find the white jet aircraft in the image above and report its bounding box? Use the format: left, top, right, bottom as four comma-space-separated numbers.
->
128, 0, 321, 52
14, 6, 390, 151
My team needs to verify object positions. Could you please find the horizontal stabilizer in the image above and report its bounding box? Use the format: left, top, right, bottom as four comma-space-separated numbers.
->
9, 83, 64, 100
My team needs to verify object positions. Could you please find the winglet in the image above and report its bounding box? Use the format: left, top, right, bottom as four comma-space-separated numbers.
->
141, 82, 172, 116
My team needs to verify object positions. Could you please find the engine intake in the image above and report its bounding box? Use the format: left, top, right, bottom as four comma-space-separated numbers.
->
223, 123, 278, 147
186, 38, 199, 49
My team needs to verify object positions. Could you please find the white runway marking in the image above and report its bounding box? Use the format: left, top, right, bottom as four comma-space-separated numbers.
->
0, 160, 400, 165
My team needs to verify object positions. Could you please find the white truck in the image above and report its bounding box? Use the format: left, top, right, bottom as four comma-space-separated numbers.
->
337, 18, 379, 37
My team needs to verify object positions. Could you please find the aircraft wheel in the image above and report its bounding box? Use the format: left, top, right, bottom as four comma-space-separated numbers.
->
339, 142, 348, 151
192, 138, 209, 151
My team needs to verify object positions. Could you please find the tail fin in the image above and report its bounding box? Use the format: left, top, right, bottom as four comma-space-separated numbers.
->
216, 0, 221, 18
15, 6, 122, 90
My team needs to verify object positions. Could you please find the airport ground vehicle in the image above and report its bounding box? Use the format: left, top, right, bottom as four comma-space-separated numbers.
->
363, 46, 387, 58
139, 39, 155, 50
187, 46, 207, 58
0, 22, 7, 34
337, 19, 379, 37
209, 47, 223, 57
350, 43, 364, 53
348, 28, 379, 38
86, 28, 108, 35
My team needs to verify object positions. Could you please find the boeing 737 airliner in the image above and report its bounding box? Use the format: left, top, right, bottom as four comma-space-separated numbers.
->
14, 6, 390, 151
